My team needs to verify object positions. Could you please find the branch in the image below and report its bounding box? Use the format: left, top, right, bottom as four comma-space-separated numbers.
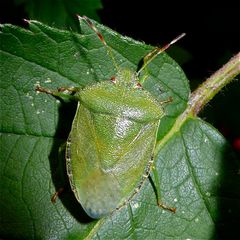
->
155, 52, 240, 154
188, 52, 240, 116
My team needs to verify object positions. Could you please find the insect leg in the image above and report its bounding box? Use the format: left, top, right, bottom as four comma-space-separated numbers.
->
116, 157, 155, 211
151, 164, 176, 213
160, 96, 173, 105
138, 33, 186, 84
51, 187, 64, 203
51, 142, 67, 203
36, 85, 80, 101
79, 15, 119, 71
128, 157, 176, 213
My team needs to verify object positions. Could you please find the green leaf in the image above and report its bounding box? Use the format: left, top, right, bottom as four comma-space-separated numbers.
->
1, 19, 239, 239
15, 0, 102, 29
90, 119, 240, 239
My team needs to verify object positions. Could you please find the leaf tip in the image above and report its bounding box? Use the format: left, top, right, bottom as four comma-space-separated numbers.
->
76, 14, 83, 22
23, 18, 30, 24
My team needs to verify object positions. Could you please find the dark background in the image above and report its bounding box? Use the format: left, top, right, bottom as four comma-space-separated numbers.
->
1, 0, 240, 154
99, 1, 240, 81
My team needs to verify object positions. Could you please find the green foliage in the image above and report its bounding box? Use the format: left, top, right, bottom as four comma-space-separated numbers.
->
0, 18, 239, 239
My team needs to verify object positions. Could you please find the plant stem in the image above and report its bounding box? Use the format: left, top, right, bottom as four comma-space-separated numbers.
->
155, 52, 240, 154
188, 52, 240, 116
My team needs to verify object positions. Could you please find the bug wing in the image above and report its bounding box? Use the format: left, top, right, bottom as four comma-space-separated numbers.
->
67, 103, 122, 219
92, 112, 159, 200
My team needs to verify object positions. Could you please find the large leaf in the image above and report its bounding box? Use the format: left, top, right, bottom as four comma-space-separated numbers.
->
0, 18, 239, 239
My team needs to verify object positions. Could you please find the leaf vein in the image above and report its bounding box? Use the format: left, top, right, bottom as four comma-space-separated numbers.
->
180, 131, 215, 225
1, 50, 77, 85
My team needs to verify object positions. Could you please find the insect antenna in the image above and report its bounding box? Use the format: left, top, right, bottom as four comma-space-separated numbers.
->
137, 33, 186, 78
79, 15, 119, 72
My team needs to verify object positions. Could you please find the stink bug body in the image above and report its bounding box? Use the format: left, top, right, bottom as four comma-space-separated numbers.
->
37, 16, 185, 219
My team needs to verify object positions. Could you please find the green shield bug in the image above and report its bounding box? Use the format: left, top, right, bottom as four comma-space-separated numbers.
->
37, 16, 185, 219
